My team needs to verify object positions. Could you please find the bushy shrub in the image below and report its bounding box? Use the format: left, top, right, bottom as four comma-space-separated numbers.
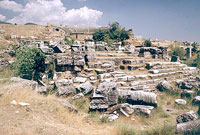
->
170, 45, 186, 60
14, 46, 45, 81
185, 54, 200, 68
144, 40, 152, 47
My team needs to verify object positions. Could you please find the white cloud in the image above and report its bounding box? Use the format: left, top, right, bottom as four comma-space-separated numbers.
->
7, 0, 103, 26
0, 14, 6, 21
0, 0, 23, 12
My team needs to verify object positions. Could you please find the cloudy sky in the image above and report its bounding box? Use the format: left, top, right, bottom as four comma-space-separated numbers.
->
0, 0, 200, 42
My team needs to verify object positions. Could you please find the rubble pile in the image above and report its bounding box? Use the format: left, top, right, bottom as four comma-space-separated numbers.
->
3, 39, 200, 123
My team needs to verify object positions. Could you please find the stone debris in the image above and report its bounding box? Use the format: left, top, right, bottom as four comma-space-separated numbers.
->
9, 77, 38, 90
72, 93, 84, 100
10, 100, 30, 106
2, 33, 200, 126
55, 79, 75, 96
118, 90, 157, 107
157, 80, 173, 92
56, 99, 78, 113
106, 103, 154, 117
192, 96, 200, 105
131, 105, 154, 116
176, 119, 200, 134
74, 77, 87, 83
99, 112, 119, 122
89, 82, 118, 111
10, 100, 17, 105
176, 110, 198, 124
76, 81, 94, 95
18, 102, 30, 106
175, 99, 187, 105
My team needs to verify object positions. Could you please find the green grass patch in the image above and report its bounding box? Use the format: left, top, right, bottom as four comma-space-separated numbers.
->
70, 97, 90, 112
153, 106, 171, 119
116, 123, 136, 135
0, 66, 15, 79
141, 124, 175, 135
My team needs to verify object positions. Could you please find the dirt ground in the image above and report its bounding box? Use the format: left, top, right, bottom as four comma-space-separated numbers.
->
0, 86, 115, 135
0, 81, 198, 135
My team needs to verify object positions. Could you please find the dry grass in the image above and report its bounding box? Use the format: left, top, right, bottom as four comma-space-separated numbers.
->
0, 79, 197, 135
0, 85, 115, 135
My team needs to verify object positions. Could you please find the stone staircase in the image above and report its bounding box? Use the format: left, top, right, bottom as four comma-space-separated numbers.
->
81, 50, 199, 93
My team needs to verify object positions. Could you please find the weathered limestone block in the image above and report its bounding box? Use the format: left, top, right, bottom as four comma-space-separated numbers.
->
89, 97, 109, 111
9, 77, 38, 90
39, 47, 53, 55
101, 63, 112, 68
95, 69, 106, 74
127, 76, 135, 82
74, 77, 87, 83
131, 105, 154, 116
74, 66, 82, 72
176, 119, 200, 134
55, 79, 75, 96
56, 99, 78, 113
175, 99, 187, 105
99, 113, 119, 122
96, 44, 106, 51
57, 56, 73, 66
176, 110, 198, 124
85, 53, 96, 62
73, 59, 85, 66
128, 91, 157, 107
181, 90, 195, 99
118, 90, 157, 107
90, 82, 118, 111
96, 82, 118, 106
128, 65, 143, 70
45, 55, 54, 65
157, 80, 174, 92
76, 81, 94, 95
134, 75, 148, 80
192, 96, 200, 105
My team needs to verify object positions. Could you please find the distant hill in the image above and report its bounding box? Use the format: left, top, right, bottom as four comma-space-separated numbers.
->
0, 21, 11, 24
24, 22, 37, 25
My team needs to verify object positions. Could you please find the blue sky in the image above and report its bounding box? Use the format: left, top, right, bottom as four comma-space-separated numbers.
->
0, 0, 200, 42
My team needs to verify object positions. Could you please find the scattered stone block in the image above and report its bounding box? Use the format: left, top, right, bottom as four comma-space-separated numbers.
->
175, 99, 187, 105
176, 110, 198, 123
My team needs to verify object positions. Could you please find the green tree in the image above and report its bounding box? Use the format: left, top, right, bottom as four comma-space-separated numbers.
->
14, 46, 45, 81
92, 22, 130, 44
144, 40, 152, 47
92, 29, 107, 42
170, 45, 186, 60
119, 28, 130, 41
109, 22, 129, 41
192, 42, 198, 53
